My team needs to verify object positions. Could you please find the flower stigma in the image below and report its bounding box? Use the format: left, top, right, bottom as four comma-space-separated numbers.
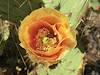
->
35, 27, 58, 52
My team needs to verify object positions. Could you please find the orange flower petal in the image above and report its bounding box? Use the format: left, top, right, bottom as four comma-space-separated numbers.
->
18, 8, 77, 63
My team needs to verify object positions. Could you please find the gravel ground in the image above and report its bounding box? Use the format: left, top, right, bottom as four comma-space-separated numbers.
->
77, 8, 100, 75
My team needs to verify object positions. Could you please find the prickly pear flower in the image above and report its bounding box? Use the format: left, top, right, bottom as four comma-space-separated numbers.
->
18, 8, 77, 64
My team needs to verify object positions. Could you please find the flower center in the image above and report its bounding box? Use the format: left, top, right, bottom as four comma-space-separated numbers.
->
35, 28, 58, 52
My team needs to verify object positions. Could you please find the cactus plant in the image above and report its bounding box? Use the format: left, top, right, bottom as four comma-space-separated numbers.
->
1, 0, 98, 75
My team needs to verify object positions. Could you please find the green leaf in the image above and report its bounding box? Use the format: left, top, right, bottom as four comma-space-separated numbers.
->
43, 0, 88, 28
37, 48, 84, 75
0, 0, 43, 24
43, 0, 60, 8
60, 0, 88, 28
37, 64, 47, 75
